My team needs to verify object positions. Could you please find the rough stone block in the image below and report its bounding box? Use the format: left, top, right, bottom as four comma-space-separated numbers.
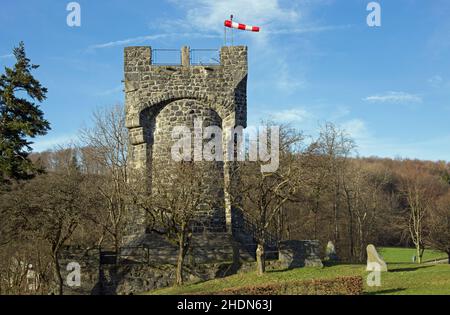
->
278, 240, 323, 269
366, 244, 388, 272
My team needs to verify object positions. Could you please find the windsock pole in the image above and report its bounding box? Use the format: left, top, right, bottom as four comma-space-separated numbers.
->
231, 15, 234, 46
224, 23, 227, 46
224, 15, 233, 46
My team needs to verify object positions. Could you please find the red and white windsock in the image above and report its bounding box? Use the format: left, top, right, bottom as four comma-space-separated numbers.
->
224, 19, 260, 32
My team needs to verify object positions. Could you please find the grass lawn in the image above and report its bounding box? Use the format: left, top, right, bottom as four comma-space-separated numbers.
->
146, 247, 450, 295
378, 247, 447, 263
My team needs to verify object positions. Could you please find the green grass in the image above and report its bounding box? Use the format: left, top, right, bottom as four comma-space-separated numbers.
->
378, 247, 447, 264
146, 247, 450, 295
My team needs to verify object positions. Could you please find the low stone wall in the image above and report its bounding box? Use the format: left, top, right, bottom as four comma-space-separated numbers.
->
58, 232, 241, 295
59, 245, 239, 295
98, 262, 238, 295
57, 246, 100, 295
278, 240, 323, 269
58, 238, 324, 295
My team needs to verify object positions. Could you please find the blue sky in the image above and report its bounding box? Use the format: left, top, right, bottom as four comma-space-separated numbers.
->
1, 0, 449, 161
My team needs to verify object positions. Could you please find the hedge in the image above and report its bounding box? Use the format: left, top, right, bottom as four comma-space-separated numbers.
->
215, 276, 363, 295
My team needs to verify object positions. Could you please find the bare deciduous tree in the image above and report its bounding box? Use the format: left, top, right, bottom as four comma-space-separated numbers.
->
314, 123, 355, 247
235, 123, 303, 275
342, 161, 390, 261
136, 160, 222, 285
11, 161, 87, 295
79, 105, 129, 251
427, 192, 450, 263
399, 164, 443, 264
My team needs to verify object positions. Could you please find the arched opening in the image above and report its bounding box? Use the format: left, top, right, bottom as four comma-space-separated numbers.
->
140, 99, 227, 233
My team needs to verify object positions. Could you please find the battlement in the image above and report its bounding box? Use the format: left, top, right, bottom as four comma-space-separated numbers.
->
124, 45, 247, 70
124, 46, 247, 130
124, 45, 247, 131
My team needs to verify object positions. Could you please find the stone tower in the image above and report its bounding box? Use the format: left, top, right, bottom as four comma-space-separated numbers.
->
124, 46, 247, 242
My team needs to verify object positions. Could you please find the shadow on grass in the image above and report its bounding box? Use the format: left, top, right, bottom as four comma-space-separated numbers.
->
322, 261, 339, 267
365, 288, 406, 295
385, 259, 447, 265
389, 265, 433, 272
386, 262, 421, 265
267, 268, 290, 273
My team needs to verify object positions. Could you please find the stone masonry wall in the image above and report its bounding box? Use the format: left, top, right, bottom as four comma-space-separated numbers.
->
124, 46, 248, 242
152, 99, 226, 231
58, 240, 242, 295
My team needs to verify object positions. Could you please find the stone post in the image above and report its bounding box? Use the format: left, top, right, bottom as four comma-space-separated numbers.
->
181, 46, 190, 67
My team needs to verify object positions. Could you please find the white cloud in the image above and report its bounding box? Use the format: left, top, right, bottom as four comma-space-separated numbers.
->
356, 134, 450, 162
341, 118, 370, 141
31, 134, 78, 152
428, 75, 450, 89
89, 34, 168, 50
363, 91, 422, 104
157, 0, 347, 94
0, 54, 13, 59
428, 75, 444, 87
167, 0, 300, 35
96, 85, 124, 96
275, 61, 306, 92
270, 108, 312, 123
163, 0, 346, 46
330, 106, 350, 120
338, 118, 450, 161
87, 32, 221, 51
95, 0, 309, 50
265, 24, 352, 35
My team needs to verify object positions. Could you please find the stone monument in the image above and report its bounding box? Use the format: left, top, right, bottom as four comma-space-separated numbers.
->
366, 244, 388, 272
325, 241, 338, 261
278, 240, 323, 269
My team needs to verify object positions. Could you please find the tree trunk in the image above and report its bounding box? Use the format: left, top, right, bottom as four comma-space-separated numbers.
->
176, 239, 186, 286
357, 222, 364, 262
419, 246, 425, 264
333, 203, 339, 244
415, 244, 421, 264
114, 233, 120, 255
447, 251, 450, 264
313, 191, 320, 239
345, 194, 354, 261
313, 209, 318, 240
348, 219, 354, 261
52, 252, 63, 295
256, 243, 265, 276
333, 185, 340, 245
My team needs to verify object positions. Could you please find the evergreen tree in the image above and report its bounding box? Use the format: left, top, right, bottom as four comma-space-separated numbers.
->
0, 42, 50, 183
